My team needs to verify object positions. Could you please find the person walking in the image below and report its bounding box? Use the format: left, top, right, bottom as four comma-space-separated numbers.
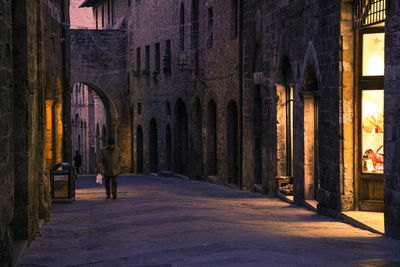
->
97, 137, 122, 199
73, 151, 82, 174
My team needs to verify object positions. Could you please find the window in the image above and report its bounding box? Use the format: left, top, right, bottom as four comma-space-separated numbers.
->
166, 102, 171, 115
359, 29, 385, 174
155, 43, 160, 72
128, 0, 131, 7
136, 47, 141, 71
163, 40, 171, 73
95, 8, 98, 29
179, 4, 185, 51
191, 0, 199, 49
137, 103, 142, 115
207, 7, 214, 48
145, 45, 150, 71
231, 0, 238, 38
107, 0, 111, 25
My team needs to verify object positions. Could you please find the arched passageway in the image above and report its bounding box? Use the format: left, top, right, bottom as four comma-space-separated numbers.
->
174, 99, 188, 175
70, 82, 114, 174
227, 100, 239, 185
136, 125, 144, 173
149, 119, 158, 173
207, 100, 217, 175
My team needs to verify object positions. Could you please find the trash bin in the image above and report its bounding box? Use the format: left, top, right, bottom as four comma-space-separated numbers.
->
50, 162, 76, 203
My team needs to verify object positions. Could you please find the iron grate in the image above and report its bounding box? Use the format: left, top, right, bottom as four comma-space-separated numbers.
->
353, 0, 386, 29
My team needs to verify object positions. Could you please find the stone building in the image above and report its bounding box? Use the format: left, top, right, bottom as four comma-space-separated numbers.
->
71, 82, 107, 174
129, 0, 241, 182
0, 0, 71, 265
75, 0, 400, 239
241, 0, 400, 239
71, 0, 131, 172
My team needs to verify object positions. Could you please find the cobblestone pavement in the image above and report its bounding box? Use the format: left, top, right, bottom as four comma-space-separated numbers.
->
20, 175, 400, 267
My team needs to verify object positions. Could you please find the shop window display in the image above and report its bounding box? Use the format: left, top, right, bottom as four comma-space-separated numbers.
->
362, 90, 383, 173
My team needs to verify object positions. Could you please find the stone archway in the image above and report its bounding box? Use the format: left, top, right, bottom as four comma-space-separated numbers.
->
174, 99, 188, 175
70, 29, 131, 172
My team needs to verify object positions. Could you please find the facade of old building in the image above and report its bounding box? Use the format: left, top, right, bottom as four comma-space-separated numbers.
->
242, 0, 400, 239
128, 0, 241, 182
71, 82, 107, 174
0, 0, 71, 265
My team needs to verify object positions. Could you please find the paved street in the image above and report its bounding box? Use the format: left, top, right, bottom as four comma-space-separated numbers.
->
20, 175, 400, 267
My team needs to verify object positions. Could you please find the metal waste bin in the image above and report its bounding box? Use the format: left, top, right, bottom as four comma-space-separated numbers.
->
50, 162, 76, 203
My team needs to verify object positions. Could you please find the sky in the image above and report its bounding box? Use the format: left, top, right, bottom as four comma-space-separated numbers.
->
70, 0, 95, 29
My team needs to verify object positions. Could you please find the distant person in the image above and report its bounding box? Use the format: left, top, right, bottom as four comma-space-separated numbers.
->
73, 151, 82, 174
97, 138, 122, 199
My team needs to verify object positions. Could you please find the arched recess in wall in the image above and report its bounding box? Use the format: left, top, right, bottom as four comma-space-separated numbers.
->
207, 100, 217, 176
71, 82, 118, 147
227, 100, 239, 185
174, 98, 189, 175
149, 118, 158, 173
136, 125, 143, 173
166, 124, 172, 170
193, 97, 203, 178
302, 67, 319, 201
276, 55, 294, 194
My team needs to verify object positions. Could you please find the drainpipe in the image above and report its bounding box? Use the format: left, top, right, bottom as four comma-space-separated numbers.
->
61, 0, 72, 163
239, 0, 244, 190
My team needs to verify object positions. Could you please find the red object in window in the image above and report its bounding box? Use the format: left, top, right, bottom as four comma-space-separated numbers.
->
366, 145, 384, 167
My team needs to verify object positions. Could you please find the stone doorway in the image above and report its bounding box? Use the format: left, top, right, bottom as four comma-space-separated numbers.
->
227, 100, 239, 186
149, 119, 158, 173
136, 125, 143, 173
174, 99, 188, 175
303, 67, 319, 201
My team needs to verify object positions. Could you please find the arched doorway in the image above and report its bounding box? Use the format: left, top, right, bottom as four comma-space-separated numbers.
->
166, 124, 172, 170
193, 97, 203, 178
227, 100, 239, 185
174, 99, 188, 174
136, 125, 143, 173
149, 118, 158, 173
303, 67, 319, 200
207, 100, 217, 175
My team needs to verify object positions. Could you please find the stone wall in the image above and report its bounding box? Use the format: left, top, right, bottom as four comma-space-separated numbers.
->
0, 0, 70, 264
242, 1, 342, 208
384, 0, 400, 240
129, 0, 239, 181
70, 29, 130, 172
0, 0, 14, 264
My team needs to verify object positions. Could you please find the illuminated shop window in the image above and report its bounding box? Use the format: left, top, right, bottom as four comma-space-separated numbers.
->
362, 90, 384, 174
362, 33, 384, 76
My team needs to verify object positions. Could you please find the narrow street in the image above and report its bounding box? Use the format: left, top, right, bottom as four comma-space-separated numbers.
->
20, 175, 400, 267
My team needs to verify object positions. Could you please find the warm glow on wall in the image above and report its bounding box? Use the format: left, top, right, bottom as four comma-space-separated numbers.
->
362, 33, 385, 76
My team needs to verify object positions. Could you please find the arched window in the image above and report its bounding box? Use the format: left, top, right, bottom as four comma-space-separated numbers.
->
179, 3, 185, 51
